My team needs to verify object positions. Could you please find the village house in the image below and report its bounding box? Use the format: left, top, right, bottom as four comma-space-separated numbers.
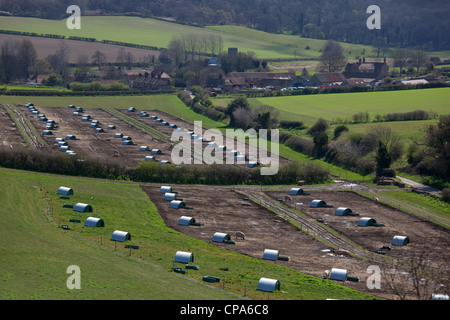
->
132, 69, 171, 91
223, 72, 296, 91
309, 72, 346, 87
343, 57, 389, 80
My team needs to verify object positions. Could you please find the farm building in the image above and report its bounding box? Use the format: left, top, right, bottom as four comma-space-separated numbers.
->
57, 141, 68, 147
257, 278, 280, 293
73, 112, 79, 116
263, 249, 279, 261
66, 135, 76, 140
128, 107, 136, 112
310, 200, 332, 208
107, 125, 116, 130
248, 161, 259, 168
60, 146, 70, 152
212, 232, 231, 243
161, 121, 169, 126
114, 133, 123, 138
139, 146, 149, 152
392, 235, 410, 246
42, 130, 53, 136
217, 146, 227, 151
169, 200, 185, 209
330, 268, 347, 281
178, 216, 197, 226
164, 192, 177, 201
73, 203, 93, 213
236, 154, 246, 162
151, 149, 162, 155
229, 150, 239, 156
57, 187, 73, 196
289, 188, 307, 195
122, 136, 132, 140
357, 217, 382, 227
122, 140, 134, 145
94, 128, 104, 133
160, 186, 172, 193
145, 156, 156, 162
169, 124, 177, 128
110, 230, 131, 242
84, 217, 104, 227
68, 105, 75, 108
173, 251, 194, 264
334, 207, 359, 216
159, 161, 171, 165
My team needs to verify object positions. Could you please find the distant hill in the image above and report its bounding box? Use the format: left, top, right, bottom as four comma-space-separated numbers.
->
1, 0, 449, 50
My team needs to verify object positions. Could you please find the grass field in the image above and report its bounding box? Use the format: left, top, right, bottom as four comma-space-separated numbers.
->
0, 168, 378, 300
214, 88, 450, 126
0, 16, 380, 60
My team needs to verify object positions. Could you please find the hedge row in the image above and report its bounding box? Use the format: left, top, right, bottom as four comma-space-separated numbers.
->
0, 147, 330, 185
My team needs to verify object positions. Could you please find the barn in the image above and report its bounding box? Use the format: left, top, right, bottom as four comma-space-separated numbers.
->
73, 203, 93, 213
164, 192, 177, 201
212, 232, 231, 243
257, 278, 280, 292
310, 200, 332, 208
392, 235, 410, 246
151, 149, 162, 155
178, 216, 196, 226
160, 186, 172, 193
174, 251, 194, 264
248, 161, 259, 168
57, 187, 73, 196
289, 188, 307, 195
334, 207, 359, 216
84, 217, 105, 227
111, 230, 131, 242
263, 249, 279, 261
330, 268, 347, 281
357, 217, 380, 227
169, 200, 185, 209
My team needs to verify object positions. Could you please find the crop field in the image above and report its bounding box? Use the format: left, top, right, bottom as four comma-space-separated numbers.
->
214, 88, 450, 126
0, 34, 160, 64
0, 16, 376, 59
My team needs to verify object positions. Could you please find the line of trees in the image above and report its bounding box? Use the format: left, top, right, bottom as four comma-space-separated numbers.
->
0, 146, 330, 185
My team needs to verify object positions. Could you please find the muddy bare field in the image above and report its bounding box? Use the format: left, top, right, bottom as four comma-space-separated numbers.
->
141, 184, 448, 299
23, 104, 288, 169
25, 106, 174, 166
0, 105, 25, 148
125, 108, 291, 167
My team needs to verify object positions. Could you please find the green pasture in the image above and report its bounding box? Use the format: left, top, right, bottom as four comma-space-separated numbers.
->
0, 169, 378, 300
215, 88, 450, 126
0, 16, 375, 59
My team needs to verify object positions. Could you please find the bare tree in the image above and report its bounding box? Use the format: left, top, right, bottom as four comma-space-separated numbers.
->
319, 40, 347, 73
91, 50, 107, 70
410, 47, 428, 76
0, 39, 18, 83
17, 38, 37, 79
391, 48, 409, 75
383, 242, 449, 300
